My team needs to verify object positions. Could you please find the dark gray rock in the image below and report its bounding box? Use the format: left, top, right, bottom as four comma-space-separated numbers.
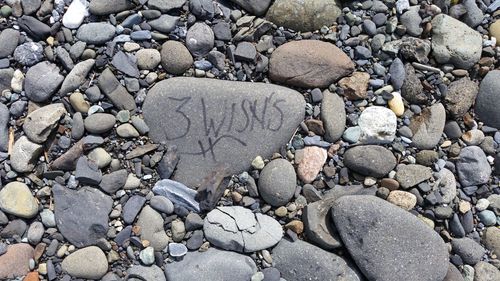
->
190, 0, 215, 19
0, 68, 13, 93
410, 103, 446, 149
462, 0, 484, 28
21, 0, 41, 15
100, 169, 128, 194
443, 263, 464, 281
234, 42, 257, 62
164, 248, 257, 281
97, 68, 137, 110
258, 159, 296, 207
303, 198, 342, 250
76, 23, 116, 45
142, 77, 305, 187
451, 237, 485, 265
24, 61, 64, 102
13, 42, 44, 66
53, 184, 112, 247
456, 146, 491, 187
148, 15, 179, 33
89, 0, 135, 15
122, 195, 146, 225
17, 16, 50, 40
55, 46, 74, 71
273, 239, 361, 281
0, 29, 20, 58
229, 0, 272, 16
401, 63, 426, 104
152, 179, 200, 212
444, 77, 478, 118
476, 70, 500, 129
0, 103, 9, 152
343, 145, 397, 178
60, 59, 95, 95
148, 0, 185, 12
389, 58, 404, 90
75, 156, 102, 185
332, 195, 449, 281
212, 22, 231, 41
186, 22, 214, 57
111, 51, 140, 78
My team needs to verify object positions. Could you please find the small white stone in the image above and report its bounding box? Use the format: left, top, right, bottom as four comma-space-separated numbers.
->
358, 106, 397, 144
62, 0, 89, 29
476, 198, 490, 212
11, 69, 24, 93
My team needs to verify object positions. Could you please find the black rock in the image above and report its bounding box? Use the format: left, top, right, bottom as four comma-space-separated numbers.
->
17, 16, 51, 40
75, 156, 102, 185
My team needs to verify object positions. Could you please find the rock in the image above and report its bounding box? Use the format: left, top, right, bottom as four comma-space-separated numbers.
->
400, 7, 423, 36
444, 263, 465, 281
332, 195, 449, 281
100, 169, 127, 194
111, 51, 140, 78
395, 164, 432, 189
303, 198, 342, 250
97, 68, 137, 111
410, 103, 446, 149
462, 0, 484, 28
273, 239, 361, 281
62, 0, 89, 29
358, 106, 397, 144
139, 247, 155, 265
204, 206, 282, 252
295, 146, 326, 184
150, 196, 174, 214
84, 113, 115, 134
389, 58, 405, 90
148, 14, 179, 33
136, 205, 169, 251
490, 20, 500, 45
451, 237, 485, 265
89, 0, 135, 15
474, 261, 500, 281
402, 64, 426, 104
61, 246, 108, 280
11, 136, 43, 173
445, 77, 478, 118
24, 61, 64, 102
143, 77, 305, 187
0, 182, 39, 218
456, 146, 491, 187
17, 16, 50, 40
0, 103, 9, 152
343, 145, 396, 178
483, 227, 500, 256
475, 70, 500, 129
321, 90, 346, 142
23, 103, 66, 143
152, 179, 200, 212
53, 184, 113, 247
190, 0, 215, 19
116, 123, 139, 138
0, 29, 20, 58
0, 68, 13, 93
0, 243, 34, 279
123, 195, 146, 225
136, 49, 161, 70
147, 0, 185, 12
160, 41, 193, 75
266, 0, 342, 32
338, 72, 370, 100
431, 14, 482, 69
13, 42, 44, 66
75, 156, 102, 185
269, 40, 354, 88
27, 221, 44, 244
186, 22, 214, 57
76, 22, 115, 45
386, 190, 417, 210
165, 248, 257, 280
388, 92, 405, 117
234, 42, 257, 62
87, 147, 111, 168
60, 59, 95, 95
435, 168, 457, 204
258, 159, 296, 206
127, 265, 166, 281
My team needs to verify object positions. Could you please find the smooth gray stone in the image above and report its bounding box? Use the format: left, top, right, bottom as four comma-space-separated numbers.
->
228, 0, 272, 16
76, 22, 116, 45
148, 0, 185, 12
456, 146, 491, 187
111, 51, 140, 78
0, 29, 20, 58
148, 15, 179, 33
476, 70, 500, 129
142, 77, 305, 187
24, 61, 64, 102
122, 195, 146, 225
343, 145, 397, 178
451, 237, 486, 265
60, 59, 95, 95
89, 0, 135, 16
100, 169, 128, 194
186, 22, 214, 57
0, 68, 13, 93
97, 68, 137, 111
0, 103, 9, 152
17, 15, 50, 40
410, 103, 446, 150
258, 159, 296, 207
127, 265, 166, 281
321, 89, 346, 142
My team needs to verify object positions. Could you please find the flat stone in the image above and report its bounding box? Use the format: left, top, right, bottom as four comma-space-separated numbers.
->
295, 146, 326, 184
435, 168, 457, 204
358, 106, 397, 144
75, 156, 102, 185
444, 77, 478, 118
61, 246, 108, 280
338, 71, 370, 100
451, 237, 485, 265
229, 0, 272, 16
203, 206, 283, 252
142, 77, 305, 187
127, 265, 166, 281
26, 223, 43, 244
273, 239, 361, 281
136, 205, 169, 251
23, 103, 66, 143
0, 182, 39, 219
89, 0, 135, 15
62, 0, 89, 29
410, 103, 446, 149
269, 40, 354, 88
24, 61, 64, 102
122, 195, 146, 225
148, 14, 179, 33
395, 164, 432, 189
17, 15, 50, 40
136, 49, 161, 70
401, 63, 426, 104
165, 248, 257, 280
343, 145, 397, 178
456, 146, 491, 187
84, 113, 115, 134
386, 190, 417, 210
112, 51, 140, 78
0, 103, 8, 151
97, 68, 137, 111
100, 169, 128, 194
147, 0, 185, 12
60, 59, 95, 95
152, 179, 200, 212
476, 70, 500, 129
53, 184, 113, 247
0, 68, 13, 93
77, 22, 115, 45
321, 90, 346, 142
0, 29, 20, 58
303, 198, 342, 250
0, 243, 34, 279
332, 195, 449, 281
11, 136, 43, 173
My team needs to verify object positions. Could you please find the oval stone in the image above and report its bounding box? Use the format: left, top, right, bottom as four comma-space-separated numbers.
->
142, 77, 305, 187
343, 145, 397, 178
476, 70, 500, 129
76, 23, 115, 45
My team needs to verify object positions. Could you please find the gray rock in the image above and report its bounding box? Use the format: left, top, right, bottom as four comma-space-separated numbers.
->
269, 40, 354, 88
100, 169, 128, 194
400, 6, 423, 36
358, 106, 397, 144
402, 63, 426, 104
60, 59, 95, 95
23, 103, 66, 143
24, 61, 64, 102
11, 136, 43, 173
84, 113, 115, 134
75, 156, 102, 185
0, 68, 13, 93
212, 22, 231, 41
160, 41, 193, 75
395, 164, 432, 189
474, 261, 500, 281
97, 68, 137, 111
431, 14, 482, 69
186, 22, 214, 57
27, 221, 44, 245
443, 263, 465, 281
136, 49, 161, 70
456, 146, 491, 187
435, 168, 457, 204
56, 46, 74, 71
17, 15, 50, 40
136, 205, 169, 251
410, 103, 446, 149
389, 58, 405, 90
0, 103, 9, 152
234, 42, 257, 62
204, 206, 282, 252
189, 0, 215, 19
333, 195, 449, 281
13, 42, 44, 66
150, 195, 174, 214
0, 29, 20, 58
451, 237, 485, 265
127, 265, 166, 281
165, 248, 257, 281
266, 0, 342, 32
303, 198, 342, 250
444, 77, 478, 118
111, 51, 139, 78
53, 184, 112, 247
476, 70, 500, 129
273, 239, 361, 281
61, 246, 108, 280
152, 179, 200, 212
343, 145, 396, 178
229, 0, 272, 16
148, 15, 179, 33
76, 22, 116, 45
462, 0, 484, 28
147, 0, 185, 12
321, 90, 346, 142
123, 195, 146, 225
258, 159, 296, 207
483, 227, 500, 256
89, 0, 135, 15
142, 77, 305, 187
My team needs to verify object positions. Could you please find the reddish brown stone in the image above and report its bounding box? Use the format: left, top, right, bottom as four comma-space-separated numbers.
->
295, 146, 327, 184
338, 72, 370, 100
305, 119, 325, 135
0, 243, 34, 279
23, 272, 39, 281
380, 178, 399, 191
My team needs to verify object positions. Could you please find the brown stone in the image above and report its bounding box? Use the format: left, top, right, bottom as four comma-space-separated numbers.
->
23, 272, 39, 281
380, 178, 399, 191
444, 77, 479, 118
305, 119, 325, 135
338, 72, 370, 100
269, 40, 354, 88
295, 146, 327, 184
285, 220, 304, 234
0, 243, 34, 279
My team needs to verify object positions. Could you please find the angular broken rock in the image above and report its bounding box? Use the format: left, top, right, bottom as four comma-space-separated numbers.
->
143, 77, 305, 187
11, 136, 43, 173
23, 103, 66, 143
152, 179, 200, 212
410, 103, 446, 149
203, 206, 283, 253
195, 164, 230, 212
157, 145, 179, 179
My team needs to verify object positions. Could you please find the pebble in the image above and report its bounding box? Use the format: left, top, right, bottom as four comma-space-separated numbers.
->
258, 159, 296, 207
295, 146, 327, 184
358, 106, 397, 144
344, 145, 397, 178
0, 182, 38, 219
160, 41, 193, 75
61, 246, 108, 280
386, 190, 417, 210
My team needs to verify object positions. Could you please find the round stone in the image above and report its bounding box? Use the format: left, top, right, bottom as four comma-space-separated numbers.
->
61, 246, 108, 280
160, 41, 193, 75
358, 106, 397, 144
169, 243, 188, 258
136, 49, 161, 70
84, 113, 115, 134
0, 182, 39, 219
258, 159, 296, 207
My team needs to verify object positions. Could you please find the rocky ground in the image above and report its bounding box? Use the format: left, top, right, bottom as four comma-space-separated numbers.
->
0, 0, 500, 280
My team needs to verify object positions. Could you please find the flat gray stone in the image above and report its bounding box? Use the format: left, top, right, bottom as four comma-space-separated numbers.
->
0, 103, 9, 152
258, 159, 296, 207
142, 77, 305, 187
0, 29, 20, 58
152, 179, 200, 212
332, 195, 449, 281
59, 59, 95, 95
11, 136, 43, 173
61, 246, 108, 280
476, 70, 500, 129
321, 90, 346, 142
410, 103, 446, 149
76, 22, 115, 45
136, 206, 169, 251
343, 145, 397, 178
24, 61, 64, 102
148, 15, 179, 33
186, 22, 214, 57
127, 265, 166, 281
451, 237, 485, 265
395, 164, 432, 189
456, 146, 491, 187
89, 0, 135, 15
148, 0, 185, 12
444, 77, 479, 118
23, 103, 66, 143
97, 68, 137, 111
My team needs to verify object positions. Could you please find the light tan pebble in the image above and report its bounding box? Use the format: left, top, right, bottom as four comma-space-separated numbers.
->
364, 177, 377, 186
56, 245, 68, 258
261, 249, 272, 264
459, 201, 471, 214
11, 69, 24, 93
287, 203, 297, 212
116, 123, 140, 138
295, 146, 327, 184
441, 140, 452, 148
275, 206, 288, 217
67, 245, 75, 253
386, 190, 417, 210
374, 85, 394, 95
285, 220, 304, 234
87, 147, 112, 168
123, 42, 140, 52
46, 36, 54, 46
231, 191, 243, 203
418, 215, 435, 229
124, 173, 141, 189
171, 220, 186, 242
145, 72, 158, 84
38, 263, 47, 275
69, 92, 90, 113
199, 242, 210, 252
107, 250, 120, 263
388, 92, 404, 117
251, 156, 265, 170
461, 129, 485, 146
